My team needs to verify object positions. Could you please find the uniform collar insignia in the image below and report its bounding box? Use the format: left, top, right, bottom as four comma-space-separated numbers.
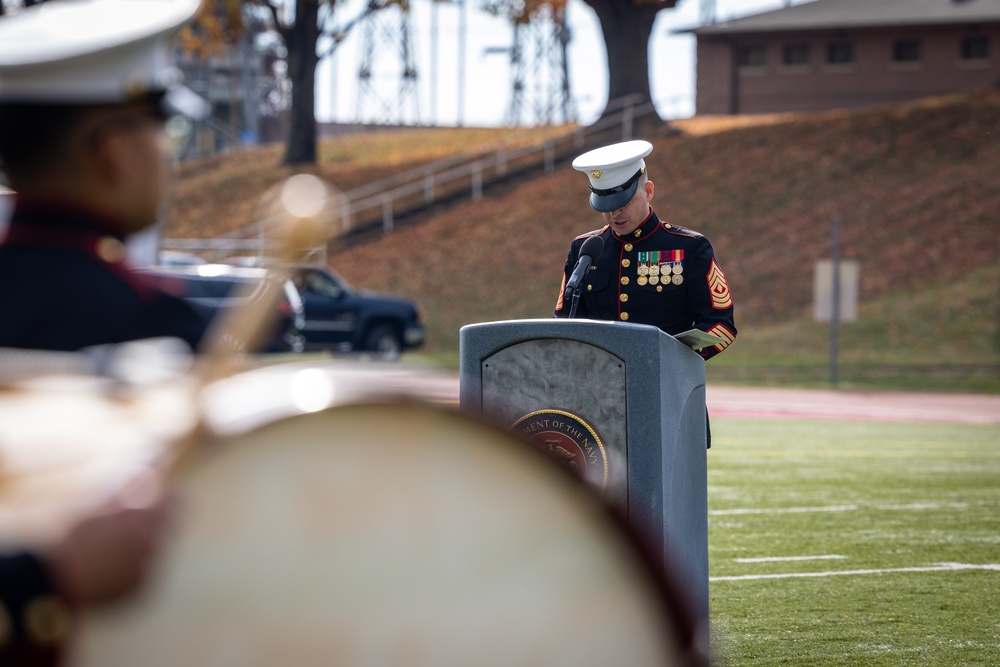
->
611, 209, 659, 241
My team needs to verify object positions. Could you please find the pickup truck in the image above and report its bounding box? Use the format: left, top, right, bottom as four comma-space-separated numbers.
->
291, 265, 425, 359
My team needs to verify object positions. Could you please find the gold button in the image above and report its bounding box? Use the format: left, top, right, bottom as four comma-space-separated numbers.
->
657, 285, 663, 292
587, 284, 592, 291
620, 312, 629, 321
624, 243, 633, 252
620, 293, 628, 302
0, 602, 10, 646
25, 595, 73, 645
96, 237, 126, 264
622, 258, 630, 268
620, 276, 629, 285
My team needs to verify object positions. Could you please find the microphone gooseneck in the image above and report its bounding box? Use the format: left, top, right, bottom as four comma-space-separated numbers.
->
564, 235, 605, 301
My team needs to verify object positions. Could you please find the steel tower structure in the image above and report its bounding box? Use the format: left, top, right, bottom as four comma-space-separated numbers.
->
505, 2, 574, 127
355, 0, 420, 125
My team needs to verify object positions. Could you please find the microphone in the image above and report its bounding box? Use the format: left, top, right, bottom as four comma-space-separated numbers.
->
564, 235, 605, 300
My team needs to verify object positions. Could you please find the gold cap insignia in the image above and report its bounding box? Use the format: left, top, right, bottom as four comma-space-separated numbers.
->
591, 169, 602, 179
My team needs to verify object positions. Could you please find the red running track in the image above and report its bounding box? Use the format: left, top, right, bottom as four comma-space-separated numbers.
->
414, 372, 999, 426
705, 385, 1000, 425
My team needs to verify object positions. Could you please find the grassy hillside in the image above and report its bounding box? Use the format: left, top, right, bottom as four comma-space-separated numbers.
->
168, 88, 1000, 392
165, 125, 570, 238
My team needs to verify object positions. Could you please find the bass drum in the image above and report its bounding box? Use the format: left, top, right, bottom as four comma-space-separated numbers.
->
71, 398, 706, 667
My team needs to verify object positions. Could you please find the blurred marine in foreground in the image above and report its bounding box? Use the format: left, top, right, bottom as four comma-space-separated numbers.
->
0, 1, 204, 664
0, 0, 210, 352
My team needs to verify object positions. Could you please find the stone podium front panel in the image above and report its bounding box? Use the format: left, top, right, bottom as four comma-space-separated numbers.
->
481, 338, 628, 510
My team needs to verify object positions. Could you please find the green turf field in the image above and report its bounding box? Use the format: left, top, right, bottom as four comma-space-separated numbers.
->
708, 418, 1000, 666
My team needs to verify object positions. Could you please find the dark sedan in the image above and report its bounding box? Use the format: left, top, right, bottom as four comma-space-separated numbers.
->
140, 264, 305, 354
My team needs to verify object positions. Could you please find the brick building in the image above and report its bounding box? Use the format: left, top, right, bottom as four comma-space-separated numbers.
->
691, 0, 1000, 115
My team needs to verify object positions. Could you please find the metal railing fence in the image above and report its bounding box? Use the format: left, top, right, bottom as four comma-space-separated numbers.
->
162, 94, 660, 261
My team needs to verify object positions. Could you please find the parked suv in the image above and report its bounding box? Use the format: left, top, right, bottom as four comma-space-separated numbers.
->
140, 264, 306, 354
291, 265, 425, 359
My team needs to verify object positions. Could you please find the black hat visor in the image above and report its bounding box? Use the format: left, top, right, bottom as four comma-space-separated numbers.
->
588, 168, 643, 212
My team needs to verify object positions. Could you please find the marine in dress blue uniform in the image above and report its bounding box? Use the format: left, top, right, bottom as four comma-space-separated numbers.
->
554, 140, 737, 360
0, 202, 208, 351
0, 2, 206, 664
0, 0, 211, 354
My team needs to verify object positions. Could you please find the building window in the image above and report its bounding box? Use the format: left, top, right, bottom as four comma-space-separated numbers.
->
826, 41, 855, 64
782, 43, 810, 66
738, 44, 767, 68
893, 39, 922, 62
961, 36, 991, 60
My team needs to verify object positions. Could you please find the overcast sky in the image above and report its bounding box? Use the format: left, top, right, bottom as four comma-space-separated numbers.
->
315, 0, 812, 127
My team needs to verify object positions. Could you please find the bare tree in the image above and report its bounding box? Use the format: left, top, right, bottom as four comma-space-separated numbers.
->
253, 0, 324, 165
484, 0, 678, 120
580, 0, 677, 118
252, 0, 371, 166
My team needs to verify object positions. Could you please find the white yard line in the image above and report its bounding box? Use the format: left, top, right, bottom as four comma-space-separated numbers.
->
711, 562, 1000, 582
734, 555, 847, 563
711, 505, 858, 515
710, 501, 975, 516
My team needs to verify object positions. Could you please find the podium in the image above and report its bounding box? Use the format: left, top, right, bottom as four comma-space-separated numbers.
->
459, 319, 709, 623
